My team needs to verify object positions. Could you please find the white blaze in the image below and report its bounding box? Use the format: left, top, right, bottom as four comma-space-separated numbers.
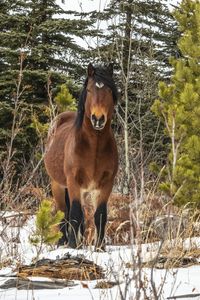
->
95, 82, 104, 89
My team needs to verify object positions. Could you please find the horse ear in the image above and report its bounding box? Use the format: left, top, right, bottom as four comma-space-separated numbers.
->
107, 63, 113, 77
87, 63, 95, 77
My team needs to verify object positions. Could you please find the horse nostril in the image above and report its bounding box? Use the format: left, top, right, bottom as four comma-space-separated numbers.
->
91, 114, 97, 122
99, 115, 105, 126
91, 114, 105, 129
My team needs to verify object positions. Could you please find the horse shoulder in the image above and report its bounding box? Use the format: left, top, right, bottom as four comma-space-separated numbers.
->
101, 133, 118, 161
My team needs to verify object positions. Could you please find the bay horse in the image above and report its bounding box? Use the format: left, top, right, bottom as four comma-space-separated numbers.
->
44, 63, 118, 250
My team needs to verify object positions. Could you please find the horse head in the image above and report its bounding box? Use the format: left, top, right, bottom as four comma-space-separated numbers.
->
75, 63, 118, 130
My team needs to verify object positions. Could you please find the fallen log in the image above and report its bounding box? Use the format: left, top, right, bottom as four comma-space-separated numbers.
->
17, 253, 104, 281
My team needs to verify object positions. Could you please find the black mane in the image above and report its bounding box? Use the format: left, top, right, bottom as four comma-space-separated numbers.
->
75, 66, 118, 129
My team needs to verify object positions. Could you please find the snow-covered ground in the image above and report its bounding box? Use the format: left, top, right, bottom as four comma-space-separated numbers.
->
0, 213, 200, 300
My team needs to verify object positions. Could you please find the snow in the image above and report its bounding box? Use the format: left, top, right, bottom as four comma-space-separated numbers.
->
0, 284, 102, 300
1, 213, 200, 300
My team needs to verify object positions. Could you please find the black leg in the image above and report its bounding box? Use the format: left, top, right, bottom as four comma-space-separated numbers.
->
80, 220, 85, 237
65, 188, 70, 215
64, 188, 70, 240
94, 202, 107, 250
58, 218, 68, 246
58, 188, 70, 247
68, 199, 83, 248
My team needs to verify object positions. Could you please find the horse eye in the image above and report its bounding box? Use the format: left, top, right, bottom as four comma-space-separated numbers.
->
86, 88, 91, 93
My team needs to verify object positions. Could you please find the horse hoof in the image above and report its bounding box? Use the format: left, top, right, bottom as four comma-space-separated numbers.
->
57, 237, 68, 248
67, 242, 83, 249
67, 241, 77, 249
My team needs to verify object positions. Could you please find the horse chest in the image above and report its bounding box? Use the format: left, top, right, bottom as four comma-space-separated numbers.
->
84, 150, 113, 177
68, 132, 117, 188
74, 140, 114, 174
80, 181, 100, 204
74, 163, 113, 192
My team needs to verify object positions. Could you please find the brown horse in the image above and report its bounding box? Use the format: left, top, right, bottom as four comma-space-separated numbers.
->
44, 63, 118, 250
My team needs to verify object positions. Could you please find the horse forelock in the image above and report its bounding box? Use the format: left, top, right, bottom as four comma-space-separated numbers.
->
93, 67, 118, 104
75, 66, 118, 129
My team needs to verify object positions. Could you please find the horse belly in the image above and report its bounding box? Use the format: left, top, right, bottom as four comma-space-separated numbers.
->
45, 147, 66, 186
45, 126, 73, 187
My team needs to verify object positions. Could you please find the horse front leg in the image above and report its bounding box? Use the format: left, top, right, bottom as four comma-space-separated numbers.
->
68, 200, 84, 248
59, 188, 70, 246
67, 180, 84, 249
94, 201, 107, 251
94, 184, 113, 251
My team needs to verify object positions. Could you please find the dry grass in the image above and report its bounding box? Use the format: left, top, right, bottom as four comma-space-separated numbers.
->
107, 193, 131, 245
107, 192, 200, 246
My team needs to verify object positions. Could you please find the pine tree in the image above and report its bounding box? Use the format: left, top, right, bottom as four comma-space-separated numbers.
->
152, 0, 200, 206
55, 84, 76, 112
95, 0, 179, 78
0, 0, 93, 101
0, 0, 95, 185
31, 84, 77, 139
92, 0, 180, 190
30, 199, 64, 247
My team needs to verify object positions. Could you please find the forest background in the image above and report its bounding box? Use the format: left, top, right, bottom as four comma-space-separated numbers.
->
0, 0, 199, 212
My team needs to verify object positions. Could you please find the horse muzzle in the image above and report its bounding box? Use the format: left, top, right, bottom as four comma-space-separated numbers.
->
91, 114, 106, 130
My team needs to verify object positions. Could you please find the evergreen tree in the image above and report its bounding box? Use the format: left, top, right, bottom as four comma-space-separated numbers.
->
0, 0, 95, 184
55, 84, 76, 112
91, 0, 180, 189
30, 199, 64, 246
0, 0, 93, 101
94, 0, 179, 78
152, 0, 200, 206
